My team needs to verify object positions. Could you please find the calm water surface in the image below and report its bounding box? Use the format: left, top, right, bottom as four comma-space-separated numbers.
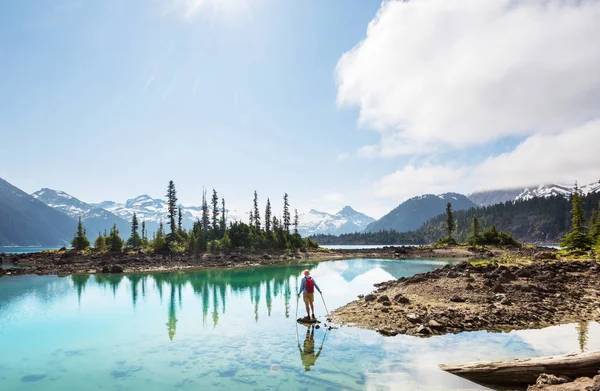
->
0, 246, 63, 254
0, 258, 597, 391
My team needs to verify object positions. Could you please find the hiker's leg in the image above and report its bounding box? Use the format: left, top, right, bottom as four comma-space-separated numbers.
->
309, 301, 315, 317
304, 300, 310, 317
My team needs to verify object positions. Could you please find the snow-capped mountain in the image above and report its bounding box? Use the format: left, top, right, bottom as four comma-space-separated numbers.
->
32, 188, 130, 236
94, 195, 244, 234
515, 181, 600, 202
470, 181, 600, 206
298, 206, 375, 236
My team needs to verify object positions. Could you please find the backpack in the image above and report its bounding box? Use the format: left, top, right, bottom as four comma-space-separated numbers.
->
305, 277, 315, 293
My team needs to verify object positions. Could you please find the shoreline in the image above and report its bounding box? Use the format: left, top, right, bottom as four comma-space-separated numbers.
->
0, 245, 498, 277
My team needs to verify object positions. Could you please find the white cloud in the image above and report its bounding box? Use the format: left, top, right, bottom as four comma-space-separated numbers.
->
376, 119, 600, 199
336, 0, 600, 155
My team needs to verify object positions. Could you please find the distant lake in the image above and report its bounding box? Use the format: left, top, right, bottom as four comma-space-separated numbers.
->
322, 244, 418, 250
0, 246, 63, 255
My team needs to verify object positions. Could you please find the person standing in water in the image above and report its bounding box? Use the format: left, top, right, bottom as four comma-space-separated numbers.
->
297, 269, 322, 321
298, 324, 322, 371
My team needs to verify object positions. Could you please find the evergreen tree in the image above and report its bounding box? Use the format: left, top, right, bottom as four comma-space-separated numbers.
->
153, 221, 167, 253
253, 191, 261, 230
265, 198, 272, 234
446, 202, 455, 239
560, 183, 593, 251
468, 216, 480, 246
127, 212, 142, 248
589, 203, 600, 243
108, 223, 124, 252
166, 180, 178, 235
201, 190, 210, 236
71, 216, 91, 251
178, 207, 183, 233
212, 189, 219, 239
219, 198, 226, 235
187, 220, 207, 252
293, 209, 299, 235
141, 221, 146, 241
94, 233, 106, 251
283, 193, 290, 234
249, 210, 254, 226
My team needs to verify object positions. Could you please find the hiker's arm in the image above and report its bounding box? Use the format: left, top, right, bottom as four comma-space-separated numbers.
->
314, 280, 322, 293
298, 278, 305, 295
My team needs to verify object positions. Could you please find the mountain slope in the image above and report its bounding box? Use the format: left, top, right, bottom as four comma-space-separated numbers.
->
469, 181, 600, 206
299, 206, 374, 236
32, 189, 130, 237
0, 178, 74, 246
365, 193, 477, 233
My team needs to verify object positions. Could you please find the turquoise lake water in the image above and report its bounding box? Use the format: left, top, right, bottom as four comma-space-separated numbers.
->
0, 247, 63, 254
0, 258, 597, 391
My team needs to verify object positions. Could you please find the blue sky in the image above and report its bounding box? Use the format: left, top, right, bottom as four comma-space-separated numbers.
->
1, 0, 599, 218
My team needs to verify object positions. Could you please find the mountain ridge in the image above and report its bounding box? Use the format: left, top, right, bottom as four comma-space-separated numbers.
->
298, 206, 374, 236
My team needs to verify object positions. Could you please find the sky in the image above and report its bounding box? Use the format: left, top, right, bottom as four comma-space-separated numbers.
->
1, 0, 599, 219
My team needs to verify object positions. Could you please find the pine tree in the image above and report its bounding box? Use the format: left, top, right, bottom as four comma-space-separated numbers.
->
283, 193, 290, 234
94, 233, 106, 251
561, 183, 592, 251
201, 189, 210, 236
446, 202, 455, 240
293, 209, 299, 235
178, 207, 183, 233
253, 191, 261, 230
249, 210, 254, 226
468, 216, 480, 246
71, 216, 90, 251
141, 221, 146, 242
165, 180, 178, 236
589, 204, 600, 243
108, 223, 124, 252
265, 198, 272, 234
219, 198, 226, 235
153, 221, 167, 253
211, 189, 219, 239
127, 212, 142, 248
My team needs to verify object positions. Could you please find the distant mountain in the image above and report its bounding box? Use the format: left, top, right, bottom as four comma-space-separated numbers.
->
365, 193, 477, 233
469, 181, 600, 206
299, 206, 374, 236
0, 178, 74, 246
94, 195, 244, 234
32, 189, 130, 238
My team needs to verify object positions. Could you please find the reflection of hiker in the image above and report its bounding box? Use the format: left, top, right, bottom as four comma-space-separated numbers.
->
297, 269, 322, 321
298, 325, 322, 371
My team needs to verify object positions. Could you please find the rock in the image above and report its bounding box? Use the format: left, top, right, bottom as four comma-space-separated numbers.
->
492, 284, 506, 293
416, 325, 431, 335
465, 283, 474, 291
378, 327, 398, 336
450, 295, 466, 303
380, 307, 390, 313
428, 319, 443, 329
465, 277, 475, 283
500, 297, 512, 305
446, 271, 460, 278
533, 373, 570, 386
405, 313, 421, 323
110, 265, 124, 273
377, 295, 390, 303
483, 279, 493, 287
364, 294, 377, 302
0, 267, 4, 275
393, 293, 410, 304
516, 269, 532, 278
533, 252, 557, 260
358, 294, 365, 299
262, 254, 272, 260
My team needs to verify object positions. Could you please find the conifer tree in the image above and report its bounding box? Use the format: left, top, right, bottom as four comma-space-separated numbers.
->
127, 212, 142, 248
71, 216, 91, 251
108, 223, 124, 252
561, 183, 592, 250
153, 221, 167, 252
201, 189, 210, 236
166, 181, 178, 235
220, 198, 226, 235
469, 216, 480, 246
253, 191, 261, 230
446, 202, 455, 240
94, 233, 106, 251
283, 193, 290, 234
265, 198, 272, 234
249, 210, 254, 226
141, 221, 146, 241
211, 189, 219, 238
293, 209, 299, 235
178, 207, 183, 233
589, 203, 600, 243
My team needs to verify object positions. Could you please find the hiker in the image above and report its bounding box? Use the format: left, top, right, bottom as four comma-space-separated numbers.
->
297, 269, 322, 321
298, 324, 322, 371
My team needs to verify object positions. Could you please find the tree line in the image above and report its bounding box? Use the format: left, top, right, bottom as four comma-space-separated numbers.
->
71, 181, 318, 253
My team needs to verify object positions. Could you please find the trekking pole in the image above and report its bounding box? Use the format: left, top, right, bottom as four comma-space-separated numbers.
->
319, 292, 330, 318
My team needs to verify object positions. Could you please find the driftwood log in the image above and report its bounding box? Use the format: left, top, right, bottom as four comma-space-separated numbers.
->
439, 351, 600, 386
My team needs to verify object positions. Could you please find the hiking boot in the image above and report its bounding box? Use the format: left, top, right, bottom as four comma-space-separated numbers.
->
311, 315, 316, 321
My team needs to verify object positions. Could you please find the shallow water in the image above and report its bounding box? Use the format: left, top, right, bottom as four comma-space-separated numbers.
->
0, 258, 597, 390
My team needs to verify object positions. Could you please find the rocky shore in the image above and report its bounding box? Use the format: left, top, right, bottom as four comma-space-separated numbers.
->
331, 258, 600, 337
0, 245, 501, 277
